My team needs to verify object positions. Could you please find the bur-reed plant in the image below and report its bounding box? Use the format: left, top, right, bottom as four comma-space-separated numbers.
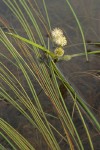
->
0, 0, 100, 150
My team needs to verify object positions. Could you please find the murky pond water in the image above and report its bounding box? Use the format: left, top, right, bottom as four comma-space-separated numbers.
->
0, 0, 100, 149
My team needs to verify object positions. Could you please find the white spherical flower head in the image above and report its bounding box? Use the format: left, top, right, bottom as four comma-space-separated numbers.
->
54, 47, 64, 57
54, 36, 67, 47
51, 28, 67, 47
51, 28, 63, 38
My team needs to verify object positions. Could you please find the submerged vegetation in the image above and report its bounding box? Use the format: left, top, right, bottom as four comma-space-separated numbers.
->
0, 0, 100, 150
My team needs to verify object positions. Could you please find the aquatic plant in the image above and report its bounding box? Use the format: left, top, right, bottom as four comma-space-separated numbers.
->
0, 0, 100, 150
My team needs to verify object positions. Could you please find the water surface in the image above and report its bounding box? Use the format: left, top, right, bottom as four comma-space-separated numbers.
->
0, 0, 100, 149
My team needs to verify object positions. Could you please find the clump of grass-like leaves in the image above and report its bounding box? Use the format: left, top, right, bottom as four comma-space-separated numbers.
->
0, 0, 100, 150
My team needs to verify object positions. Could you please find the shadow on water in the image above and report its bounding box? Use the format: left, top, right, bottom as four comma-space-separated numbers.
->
0, 0, 100, 149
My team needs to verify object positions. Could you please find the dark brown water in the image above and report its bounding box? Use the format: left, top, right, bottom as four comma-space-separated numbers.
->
0, 0, 100, 149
